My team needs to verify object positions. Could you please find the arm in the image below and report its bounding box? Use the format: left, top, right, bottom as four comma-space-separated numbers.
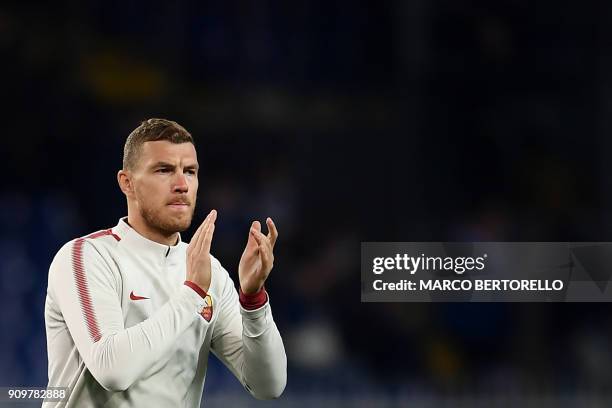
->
49, 239, 208, 392
50, 209, 217, 392
210, 259, 287, 399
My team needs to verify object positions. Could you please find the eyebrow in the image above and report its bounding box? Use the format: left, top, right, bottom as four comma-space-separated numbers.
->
150, 161, 199, 170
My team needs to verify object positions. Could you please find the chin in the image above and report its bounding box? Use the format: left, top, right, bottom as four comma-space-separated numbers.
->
154, 220, 190, 235
172, 219, 192, 233
164, 214, 193, 233
142, 207, 194, 235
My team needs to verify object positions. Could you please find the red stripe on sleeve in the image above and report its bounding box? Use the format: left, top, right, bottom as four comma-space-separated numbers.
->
87, 229, 121, 241
72, 238, 102, 343
71, 228, 120, 343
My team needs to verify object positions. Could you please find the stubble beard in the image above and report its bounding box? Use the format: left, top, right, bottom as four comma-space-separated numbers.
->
140, 202, 195, 235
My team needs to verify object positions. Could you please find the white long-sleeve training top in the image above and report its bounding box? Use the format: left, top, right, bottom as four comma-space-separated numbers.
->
43, 218, 287, 407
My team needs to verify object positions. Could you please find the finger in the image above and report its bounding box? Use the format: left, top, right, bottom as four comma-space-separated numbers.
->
266, 217, 278, 248
250, 227, 265, 246
258, 239, 272, 266
194, 210, 215, 251
202, 222, 216, 254
250, 228, 272, 255
252, 220, 261, 233
254, 236, 273, 272
201, 210, 217, 254
190, 211, 211, 249
245, 221, 260, 251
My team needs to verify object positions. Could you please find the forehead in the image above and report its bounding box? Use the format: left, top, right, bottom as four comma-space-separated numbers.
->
138, 140, 198, 166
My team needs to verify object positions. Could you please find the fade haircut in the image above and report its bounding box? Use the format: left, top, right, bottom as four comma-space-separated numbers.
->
123, 118, 194, 170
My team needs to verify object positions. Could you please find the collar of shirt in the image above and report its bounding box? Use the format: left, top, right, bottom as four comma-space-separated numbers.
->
113, 217, 185, 264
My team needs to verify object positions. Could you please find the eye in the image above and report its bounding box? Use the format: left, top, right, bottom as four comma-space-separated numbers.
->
156, 168, 171, 174
185, 169, 197, 175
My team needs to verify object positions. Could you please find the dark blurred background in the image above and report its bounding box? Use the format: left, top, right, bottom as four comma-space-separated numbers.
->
2, 0, 612, 406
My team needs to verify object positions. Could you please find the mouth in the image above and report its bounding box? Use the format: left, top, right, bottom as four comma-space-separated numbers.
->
167, 202, 190, 210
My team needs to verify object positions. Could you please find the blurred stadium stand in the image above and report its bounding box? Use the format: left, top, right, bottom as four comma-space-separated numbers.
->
2, 0, 612, 406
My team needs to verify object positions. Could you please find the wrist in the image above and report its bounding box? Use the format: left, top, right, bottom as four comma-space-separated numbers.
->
239, 286, 268, 310
240, 283, 263, 296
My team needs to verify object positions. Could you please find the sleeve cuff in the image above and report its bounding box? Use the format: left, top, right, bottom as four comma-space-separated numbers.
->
239, 287, 268, 310
179, 285, 207, 316
184, 280, 208, 299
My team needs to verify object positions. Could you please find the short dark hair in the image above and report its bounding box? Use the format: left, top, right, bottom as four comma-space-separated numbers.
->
123, 118, 194, 170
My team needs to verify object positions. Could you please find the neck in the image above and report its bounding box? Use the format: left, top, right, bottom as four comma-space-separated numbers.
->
126, 214, 179, 247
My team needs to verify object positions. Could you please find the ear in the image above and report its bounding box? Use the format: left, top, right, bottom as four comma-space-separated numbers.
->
117, 169, 134, 197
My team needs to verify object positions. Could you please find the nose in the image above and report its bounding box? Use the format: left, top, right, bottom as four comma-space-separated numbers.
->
173, 172, 189, 193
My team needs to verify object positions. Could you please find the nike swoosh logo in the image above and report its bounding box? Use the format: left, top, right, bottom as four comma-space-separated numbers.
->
130, 291, 149, 301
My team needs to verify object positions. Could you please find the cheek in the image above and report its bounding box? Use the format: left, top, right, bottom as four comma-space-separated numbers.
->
190, 178, 199, 196
135, 180, 165, 204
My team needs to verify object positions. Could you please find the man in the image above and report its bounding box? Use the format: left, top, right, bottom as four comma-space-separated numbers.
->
44, 119, 286, 407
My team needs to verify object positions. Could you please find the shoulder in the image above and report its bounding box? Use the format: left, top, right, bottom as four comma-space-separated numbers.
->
48, 228, 122, 291
80, 228, 122, 248
51, 228, 121, 266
